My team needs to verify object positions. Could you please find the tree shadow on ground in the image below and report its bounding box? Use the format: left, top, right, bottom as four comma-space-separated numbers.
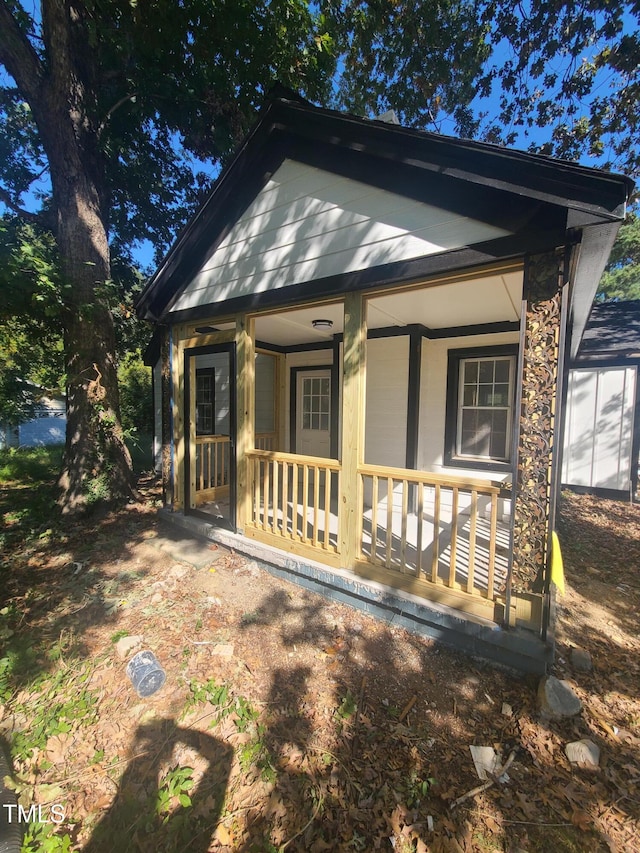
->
233, 581, 638, 852
0, 477, 163, 695
82, 718, 233, 853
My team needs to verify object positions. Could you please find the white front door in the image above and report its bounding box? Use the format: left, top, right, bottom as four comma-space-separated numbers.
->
297, 370, 331, 458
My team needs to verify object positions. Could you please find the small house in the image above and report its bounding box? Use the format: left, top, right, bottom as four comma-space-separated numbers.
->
137, 89, 633, 672
0, 392, 66, 449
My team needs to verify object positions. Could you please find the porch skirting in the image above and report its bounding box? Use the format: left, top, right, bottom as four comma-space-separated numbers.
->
160, 508, 553, 675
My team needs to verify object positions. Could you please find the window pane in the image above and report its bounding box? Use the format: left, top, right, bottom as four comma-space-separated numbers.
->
494, 360, 510, 382
493, 384, 510, 405
479, 360, 493, 383
463, 385, 477, 406
477, 385, 494, 406
464, 361, 478, 383
461, 410, 491, 457
303, 412, 310, 429
320, 414, 329, 431
320, 378, 330, 396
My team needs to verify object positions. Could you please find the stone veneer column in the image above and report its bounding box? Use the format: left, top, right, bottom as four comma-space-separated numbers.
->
511, 250, 564, 594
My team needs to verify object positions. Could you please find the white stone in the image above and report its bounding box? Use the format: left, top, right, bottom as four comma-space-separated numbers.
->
115, 635, 144, 659
565, 739, 600, 767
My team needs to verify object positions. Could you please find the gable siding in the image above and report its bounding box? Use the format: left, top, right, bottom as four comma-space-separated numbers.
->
170, 160, 511, 314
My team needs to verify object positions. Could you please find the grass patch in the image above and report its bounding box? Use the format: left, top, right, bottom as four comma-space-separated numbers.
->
0, 445, 63, 486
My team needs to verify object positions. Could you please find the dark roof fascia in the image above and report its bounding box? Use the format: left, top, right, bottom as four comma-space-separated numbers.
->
161, 227, 566, 326
137, 95, 633, 323
276, 99, 634, 221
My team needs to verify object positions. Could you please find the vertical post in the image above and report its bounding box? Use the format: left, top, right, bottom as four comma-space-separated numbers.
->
277, 352, 286, 451
510, 250, 564, 611
188, 356, 196, 509
172, 324, 185, 510
340, 291, 367, 566
236, 314, 255, 532
160, 325, 173, 508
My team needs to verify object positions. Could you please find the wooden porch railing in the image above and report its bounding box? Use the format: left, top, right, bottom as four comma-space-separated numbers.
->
245, 450, 341, 561
255, 432, 277, 451
195, 435, 231, 500
357, 464, 508, 603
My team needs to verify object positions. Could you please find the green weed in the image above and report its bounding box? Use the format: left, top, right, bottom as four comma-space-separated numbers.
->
156, 765, 195, 818
21, 822, 72, 853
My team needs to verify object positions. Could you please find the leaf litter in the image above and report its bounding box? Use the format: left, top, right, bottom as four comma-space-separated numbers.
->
0, 480, 639, 851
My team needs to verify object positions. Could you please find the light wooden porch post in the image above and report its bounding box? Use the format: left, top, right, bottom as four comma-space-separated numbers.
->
236, 314, 255, 532
171, 324, 185, 511
340, 291, 367, 566
510, 250, 565, 618
160, 325, 173, 508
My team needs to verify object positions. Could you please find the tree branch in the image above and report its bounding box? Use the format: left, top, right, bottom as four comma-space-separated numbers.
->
0, 1, 45, 107
0, 184, 42, 223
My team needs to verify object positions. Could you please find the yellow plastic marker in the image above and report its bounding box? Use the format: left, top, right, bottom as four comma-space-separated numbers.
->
550, 530, 565, 595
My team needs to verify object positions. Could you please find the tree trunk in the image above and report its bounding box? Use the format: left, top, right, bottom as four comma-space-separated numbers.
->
0, 0, 137, 512
55, 180, 136, 512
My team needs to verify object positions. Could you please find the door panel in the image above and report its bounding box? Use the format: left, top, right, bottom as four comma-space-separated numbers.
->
296, 370, 331, 458
185, 344, 236, 527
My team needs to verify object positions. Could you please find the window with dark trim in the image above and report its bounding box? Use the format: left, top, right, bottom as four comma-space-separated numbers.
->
195, 368, 215, 435
444, 345, 517, 470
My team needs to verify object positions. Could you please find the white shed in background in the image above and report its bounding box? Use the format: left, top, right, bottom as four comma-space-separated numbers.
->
562, 300, 640, 499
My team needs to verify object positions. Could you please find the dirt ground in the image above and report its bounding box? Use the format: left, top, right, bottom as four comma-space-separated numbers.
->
1, 479, 639, 852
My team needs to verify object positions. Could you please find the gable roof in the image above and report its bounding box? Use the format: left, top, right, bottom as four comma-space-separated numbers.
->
137, 87, 634, 340
575, 300, 640, 363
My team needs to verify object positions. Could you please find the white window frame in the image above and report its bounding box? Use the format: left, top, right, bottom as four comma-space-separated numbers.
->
455, 354, 515, 462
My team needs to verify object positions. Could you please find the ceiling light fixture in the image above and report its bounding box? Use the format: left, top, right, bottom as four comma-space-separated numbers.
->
311, 319, 333, 330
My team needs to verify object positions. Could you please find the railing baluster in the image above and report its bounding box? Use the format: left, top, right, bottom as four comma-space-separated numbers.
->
272, 459, 280, 535
291, 462, 299, 539
263, 458, 270, 532
487, 492, 498, 598
323, 467, 331, 550
448, 487, 459, 587
400, 479, 408, 572
313, 466, 320, 547
282, 460, 289, 537
431, 484, 440, 583
371, 475, 379, 563
385, 477, 393, 568
302, 464, 309, 543
467, 490, 478, 594
416, 480, 424, 578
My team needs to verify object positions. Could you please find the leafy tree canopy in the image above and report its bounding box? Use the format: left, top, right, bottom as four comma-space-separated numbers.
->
597, 213, 640, 302
475, 0, 639, 181
0, 0, 637, 505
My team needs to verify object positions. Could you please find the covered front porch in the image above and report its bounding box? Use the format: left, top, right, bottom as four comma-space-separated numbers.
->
165, 256, 562, 643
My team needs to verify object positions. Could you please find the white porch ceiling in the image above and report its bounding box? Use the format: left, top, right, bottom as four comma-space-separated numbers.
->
253, 269, 523, 347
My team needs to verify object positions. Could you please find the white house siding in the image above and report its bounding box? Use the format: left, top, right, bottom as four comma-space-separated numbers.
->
170, 160, 511, 314
153, 360, 162, 472
365, 336, 408, 468
562, 366, 636, 492
255, 353, 276, 434
417, 332, 520, 482
19, 417, 65, 447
